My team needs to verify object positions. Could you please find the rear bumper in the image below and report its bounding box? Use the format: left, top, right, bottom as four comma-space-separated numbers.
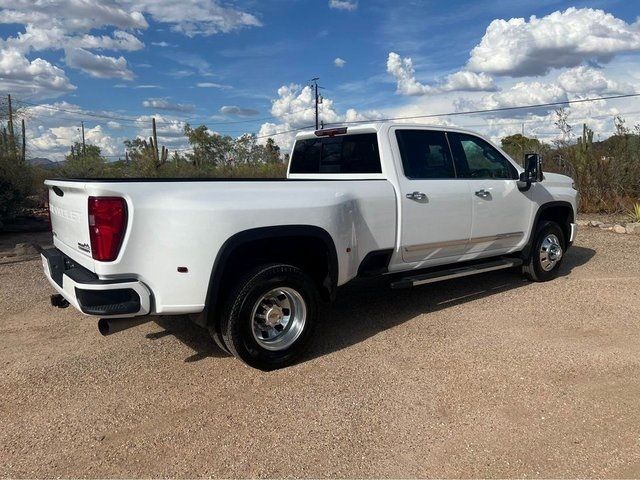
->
41, 247, 151, 317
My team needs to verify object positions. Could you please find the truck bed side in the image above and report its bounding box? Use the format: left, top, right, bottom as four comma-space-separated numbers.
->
45, 178, 397, 315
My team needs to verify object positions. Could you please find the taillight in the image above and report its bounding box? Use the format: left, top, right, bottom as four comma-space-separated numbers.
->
88, 197, 127, 262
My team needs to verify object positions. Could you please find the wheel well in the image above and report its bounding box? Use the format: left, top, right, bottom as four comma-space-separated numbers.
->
203, 227, 337, 328
221, 235, 332, 294
537, 203, 574, 244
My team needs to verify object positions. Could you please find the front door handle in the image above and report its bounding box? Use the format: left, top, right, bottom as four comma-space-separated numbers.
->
406, 191, 427, 201
475, 189, 491, 198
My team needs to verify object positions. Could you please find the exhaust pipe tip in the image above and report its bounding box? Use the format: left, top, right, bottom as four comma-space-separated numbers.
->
98, 317, 150, 336
50, 294, 69, 308
97, 318, 110, 336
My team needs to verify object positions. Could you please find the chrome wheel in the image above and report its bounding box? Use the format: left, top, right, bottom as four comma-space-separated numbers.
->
539, 233, 563, 271
250, 287, 307, 351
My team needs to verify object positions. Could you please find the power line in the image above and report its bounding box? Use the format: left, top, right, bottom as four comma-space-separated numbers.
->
59, 125, 315, 159
13, 97, 316, 127
460, 108, 640, 129
324, 93, 640, 127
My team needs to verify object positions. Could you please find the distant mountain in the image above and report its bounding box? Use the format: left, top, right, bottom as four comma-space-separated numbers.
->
28, 157, 62, 170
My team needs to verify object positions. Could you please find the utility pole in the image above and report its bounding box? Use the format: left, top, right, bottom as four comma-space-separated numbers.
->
81, 121, 86, 155
21, 118, 25, 163
310, 77, 324, 130
7, 94, 16, 157
152, 117, 159, 162
521, 122, 525, 164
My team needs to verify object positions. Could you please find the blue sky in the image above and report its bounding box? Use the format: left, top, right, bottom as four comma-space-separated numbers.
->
1, 0, 639, 160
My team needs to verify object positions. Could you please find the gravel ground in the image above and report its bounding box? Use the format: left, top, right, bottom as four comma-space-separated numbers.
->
1, 226, 639, 478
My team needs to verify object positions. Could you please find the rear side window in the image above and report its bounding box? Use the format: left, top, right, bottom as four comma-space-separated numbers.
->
290, 133, 381, 174
395, 130, 456, 179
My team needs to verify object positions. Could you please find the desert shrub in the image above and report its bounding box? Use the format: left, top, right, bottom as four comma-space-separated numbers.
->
627, 203, 640, 223
0, 151, 33, 227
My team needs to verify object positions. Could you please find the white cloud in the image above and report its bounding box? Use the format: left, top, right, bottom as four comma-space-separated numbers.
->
0, 0, 148, 32
29, 122, 120, 161
165, 52, 212, 75
556, 66, 636, 96
64, 47, 134, 80
220, 105, 260, 117
142, 97, 195, 112
0, 0, 262, 100
72, 30, 144, 52
387, 52, 496, 95
329, 0, 357, 11
334, 57, 347, 68
479, 81, 569, 112
196, 82, 231, 89
386, 52, 433, 95
0, 48, 76, 99
123, 0, 262, 36
21, 101, 138, 160
467, 7, 640, 77
441, 70, 496, 92
458, 65, 636, 119
0, 25, 144, 54
134, 114, 188, 148
258, 84, 382, 149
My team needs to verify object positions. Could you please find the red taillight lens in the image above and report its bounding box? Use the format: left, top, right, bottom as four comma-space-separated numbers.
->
88, 197, 127, 262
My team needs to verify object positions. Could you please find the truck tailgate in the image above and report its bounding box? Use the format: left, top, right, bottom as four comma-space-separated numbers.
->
46, 180, 95, 270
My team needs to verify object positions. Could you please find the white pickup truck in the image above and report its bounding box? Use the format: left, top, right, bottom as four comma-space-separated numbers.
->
42, 123, 578, 369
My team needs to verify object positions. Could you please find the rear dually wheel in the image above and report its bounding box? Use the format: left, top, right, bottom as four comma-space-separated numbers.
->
219, 263, 319, 370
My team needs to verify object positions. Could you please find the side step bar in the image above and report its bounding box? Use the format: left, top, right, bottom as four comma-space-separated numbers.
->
391, 257, 523, 289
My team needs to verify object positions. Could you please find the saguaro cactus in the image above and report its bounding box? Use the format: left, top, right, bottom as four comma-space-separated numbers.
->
577, 123, 593, 153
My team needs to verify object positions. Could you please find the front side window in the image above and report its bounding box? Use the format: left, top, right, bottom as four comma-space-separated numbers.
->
289, 133, 381, 174
449, 133, 517, 179
395, 130, 456, 179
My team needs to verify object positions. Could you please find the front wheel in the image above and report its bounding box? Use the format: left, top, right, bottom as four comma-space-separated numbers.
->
523, 221, 565, 282
220, 264, 319, 370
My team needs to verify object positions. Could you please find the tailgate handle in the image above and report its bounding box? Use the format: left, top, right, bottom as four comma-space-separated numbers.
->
52, 186, 64, 197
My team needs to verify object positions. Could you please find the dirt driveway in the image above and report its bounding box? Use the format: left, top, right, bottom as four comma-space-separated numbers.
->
1, 227, 639, 478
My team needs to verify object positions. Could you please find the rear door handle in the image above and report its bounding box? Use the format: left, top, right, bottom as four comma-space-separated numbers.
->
475, 189, 491, 198
406, 191, 427, 201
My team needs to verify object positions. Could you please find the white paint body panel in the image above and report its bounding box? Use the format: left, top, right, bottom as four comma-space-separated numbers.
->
44, 122, 578, 317
46, 178, 397, 314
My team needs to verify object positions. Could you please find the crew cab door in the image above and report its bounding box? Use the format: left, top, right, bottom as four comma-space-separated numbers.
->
393, 128, 472, 264
447, 132, 532, 254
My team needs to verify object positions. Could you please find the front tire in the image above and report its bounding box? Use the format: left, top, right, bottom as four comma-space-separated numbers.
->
220, 263, 318, 370
523, 221, 565, 282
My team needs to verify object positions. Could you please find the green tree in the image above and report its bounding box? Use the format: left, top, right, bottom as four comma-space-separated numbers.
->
500, 134, 548, 165
183, 124, 233, 167
60, 142, 106, 178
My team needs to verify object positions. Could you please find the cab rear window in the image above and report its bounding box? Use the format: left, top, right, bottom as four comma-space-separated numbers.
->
289, 133, 381, 174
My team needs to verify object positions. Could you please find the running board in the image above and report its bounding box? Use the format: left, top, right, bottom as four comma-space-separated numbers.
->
390, 257, 523, 289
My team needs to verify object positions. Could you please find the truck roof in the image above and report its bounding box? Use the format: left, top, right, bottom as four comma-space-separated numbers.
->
294, 122, 485, 140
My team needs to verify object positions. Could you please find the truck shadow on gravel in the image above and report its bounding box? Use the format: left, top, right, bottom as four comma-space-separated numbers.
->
149, 246, 595, 365
304, 246, 595, 363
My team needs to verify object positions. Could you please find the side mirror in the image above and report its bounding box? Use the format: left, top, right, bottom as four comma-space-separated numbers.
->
524, 153, 543, 182
518, 153, 543, 192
